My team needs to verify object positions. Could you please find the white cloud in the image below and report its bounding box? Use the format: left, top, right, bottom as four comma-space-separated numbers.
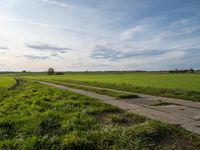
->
170, 19, 188, 27
120, 25, 148, 40
41, 0, 74, 8
0, 15, 88, 35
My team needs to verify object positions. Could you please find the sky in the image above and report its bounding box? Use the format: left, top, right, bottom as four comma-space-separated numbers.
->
0, 0, 200, 71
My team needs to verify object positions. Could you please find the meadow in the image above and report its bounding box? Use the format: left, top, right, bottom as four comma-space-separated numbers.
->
0, 79, 200, 149
24, 72, 200, 101
0, 75, 16, 88
23, 73, 200, 91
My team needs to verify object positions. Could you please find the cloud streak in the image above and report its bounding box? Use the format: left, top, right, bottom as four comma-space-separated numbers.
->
91, 47, 170, 60
1, 16, 109, 38
41, 0, 76, 8
120, 25, 148, 40
25, 44, 72, 52
24, 55, 49, 60
2, 17, 85, 34
0, 47, 9, 50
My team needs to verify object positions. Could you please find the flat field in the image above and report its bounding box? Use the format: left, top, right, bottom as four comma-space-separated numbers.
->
24, 73, 200, 91
0, 75, 16, 88
24, 73, 200, 101
0, 79, 200, 149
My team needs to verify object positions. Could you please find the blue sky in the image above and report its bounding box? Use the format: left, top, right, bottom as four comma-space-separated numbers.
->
0, 0, 200, 71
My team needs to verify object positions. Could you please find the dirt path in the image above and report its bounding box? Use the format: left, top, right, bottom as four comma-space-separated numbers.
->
37, 81, 200, 134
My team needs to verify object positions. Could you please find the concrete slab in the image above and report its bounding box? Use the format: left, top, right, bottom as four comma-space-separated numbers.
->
182, 121, 200, 134
149, 105, 200, 120
129, 108, 193, 124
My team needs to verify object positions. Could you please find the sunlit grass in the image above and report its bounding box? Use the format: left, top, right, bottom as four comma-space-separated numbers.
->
24, 73, 200, 101
0, 76, 15, 88
24, 73, 200, 91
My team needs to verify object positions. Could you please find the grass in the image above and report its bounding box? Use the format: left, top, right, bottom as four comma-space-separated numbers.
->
23, 73, 200, 102
44, 80, 139, 99
0, 75, 16, 88
151, 102, 176, 106
0, 80, 200, 149
23, 73, 200, 91
31, 79, 200, 102
105, 112, 147, 126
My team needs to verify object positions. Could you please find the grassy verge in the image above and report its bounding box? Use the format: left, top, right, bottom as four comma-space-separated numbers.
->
0, 80, 200, 149
44, 80, 139, 99
49, 79, 200, 102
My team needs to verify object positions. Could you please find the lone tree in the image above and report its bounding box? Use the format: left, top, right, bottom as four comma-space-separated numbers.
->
189, 68, 194, 73
47, 68, 55, 75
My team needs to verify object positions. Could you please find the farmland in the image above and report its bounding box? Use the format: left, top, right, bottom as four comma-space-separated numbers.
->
23, 73, 200, 91
0, 75, 16, 88
0, 79, 200, 149
1, 0, 200, 149
24, 73, 200, 101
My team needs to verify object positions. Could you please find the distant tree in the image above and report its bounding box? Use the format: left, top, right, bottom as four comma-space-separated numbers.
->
56, 72, 64, 75
189, 68, 194, 73
169, 68, 195, 74
47, 68, 55, 75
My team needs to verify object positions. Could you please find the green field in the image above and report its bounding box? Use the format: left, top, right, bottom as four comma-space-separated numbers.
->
24, 73, 200, 91
0, 76, 16, 88
0, 80, 200, 149
24, 73, 200, 101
